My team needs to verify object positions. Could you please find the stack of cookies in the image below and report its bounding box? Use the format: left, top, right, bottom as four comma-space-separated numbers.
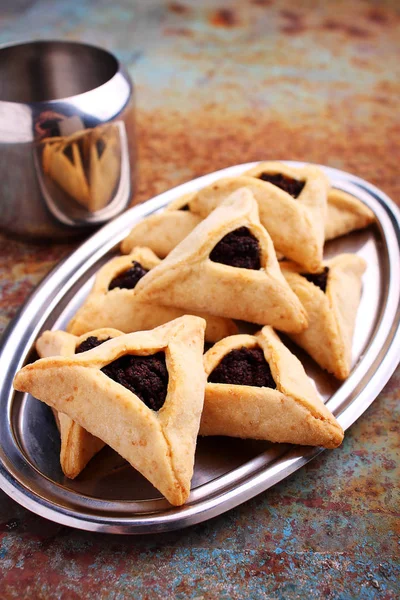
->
13, 162, 375, 506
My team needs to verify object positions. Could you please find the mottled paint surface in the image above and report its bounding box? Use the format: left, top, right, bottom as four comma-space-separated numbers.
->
0, 0, 399, 598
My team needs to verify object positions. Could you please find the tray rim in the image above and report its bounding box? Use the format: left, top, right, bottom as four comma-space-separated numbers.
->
0, 161, 399, 534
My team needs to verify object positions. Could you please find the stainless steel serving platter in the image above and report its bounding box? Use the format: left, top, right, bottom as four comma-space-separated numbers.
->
0, 162, 399, 534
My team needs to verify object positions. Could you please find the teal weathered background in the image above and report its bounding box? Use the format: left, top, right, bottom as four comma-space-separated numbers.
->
0, 1, 399, 598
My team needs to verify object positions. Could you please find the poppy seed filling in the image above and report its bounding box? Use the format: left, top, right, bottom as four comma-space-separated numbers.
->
208, 346, 276, 388
76, 337, 168, 411
102, 352, 169, 411
63, 144, 74, 163
108, 261, 149, 291
258, 172, 305, 198
96, 138, 106, 158
301, 266, 329, 293
209, 227, 261, 270
75, 336, 110, 354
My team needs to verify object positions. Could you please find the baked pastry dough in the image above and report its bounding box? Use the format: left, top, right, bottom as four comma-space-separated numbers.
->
14, 316, 207, 506
200, 327, 344, 448
36, 328, 123, 478
188, 162, 329, 272
67, 246, 237, 342
282, 254, 366, 379
121, 193, 202, 258
135, 188, 307, 332
325, 189, 375, 241
121, 172, 374, 261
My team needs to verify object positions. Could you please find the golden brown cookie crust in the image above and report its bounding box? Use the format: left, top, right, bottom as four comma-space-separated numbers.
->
15, 316, 207, 506
121, 211, 202, 258
121, 169, 375, 262
325, 189, 375, 241
282, 253, 366, 379
67, 246, 237, 342
188, 162, 329, 272
135, 188, 308, 332
200, 327, 344, 448
36, 328, 124, 479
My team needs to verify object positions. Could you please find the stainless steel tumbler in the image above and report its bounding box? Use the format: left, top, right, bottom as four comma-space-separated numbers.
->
0, 40, 136, 238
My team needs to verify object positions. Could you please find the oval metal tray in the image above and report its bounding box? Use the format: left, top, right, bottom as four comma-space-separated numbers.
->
0, 162, 399, 534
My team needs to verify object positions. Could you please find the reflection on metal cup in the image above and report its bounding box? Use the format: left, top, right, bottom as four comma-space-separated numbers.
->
0, 40, 136, 238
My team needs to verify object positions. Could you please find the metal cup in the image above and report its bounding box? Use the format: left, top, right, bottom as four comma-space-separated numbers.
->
0, 40, 136, 238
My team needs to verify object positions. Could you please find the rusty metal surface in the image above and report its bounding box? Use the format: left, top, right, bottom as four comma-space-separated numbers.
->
0, 0, 399, 598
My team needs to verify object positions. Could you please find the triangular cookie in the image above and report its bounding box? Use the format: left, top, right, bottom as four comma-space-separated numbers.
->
67, 246, 237, 342
200, 327, 343, 448
325, 189, 375, 241
14, 316, 207, 506
281, 254, 366, 379
121, 194, 202, 258
188, 162, 329, 272
36, 328, 124, 479
135, 188, 308, 333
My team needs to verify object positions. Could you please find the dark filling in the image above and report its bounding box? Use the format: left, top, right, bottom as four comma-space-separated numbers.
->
209, 227, 261, 270
96, 138, 106, 158
63, 144, 74, 163
208, 346, 276, 388
102, 352, 168, 411
258, 172, 305, 198
301, 266, 329, 293
108, 261, 149, 290
76, 137, 90, 177
179, 204, 190, 211
39, 118, 61, 137
76, 337, 168, 411
75, 336, 110, 354
204, 342, 214, 354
